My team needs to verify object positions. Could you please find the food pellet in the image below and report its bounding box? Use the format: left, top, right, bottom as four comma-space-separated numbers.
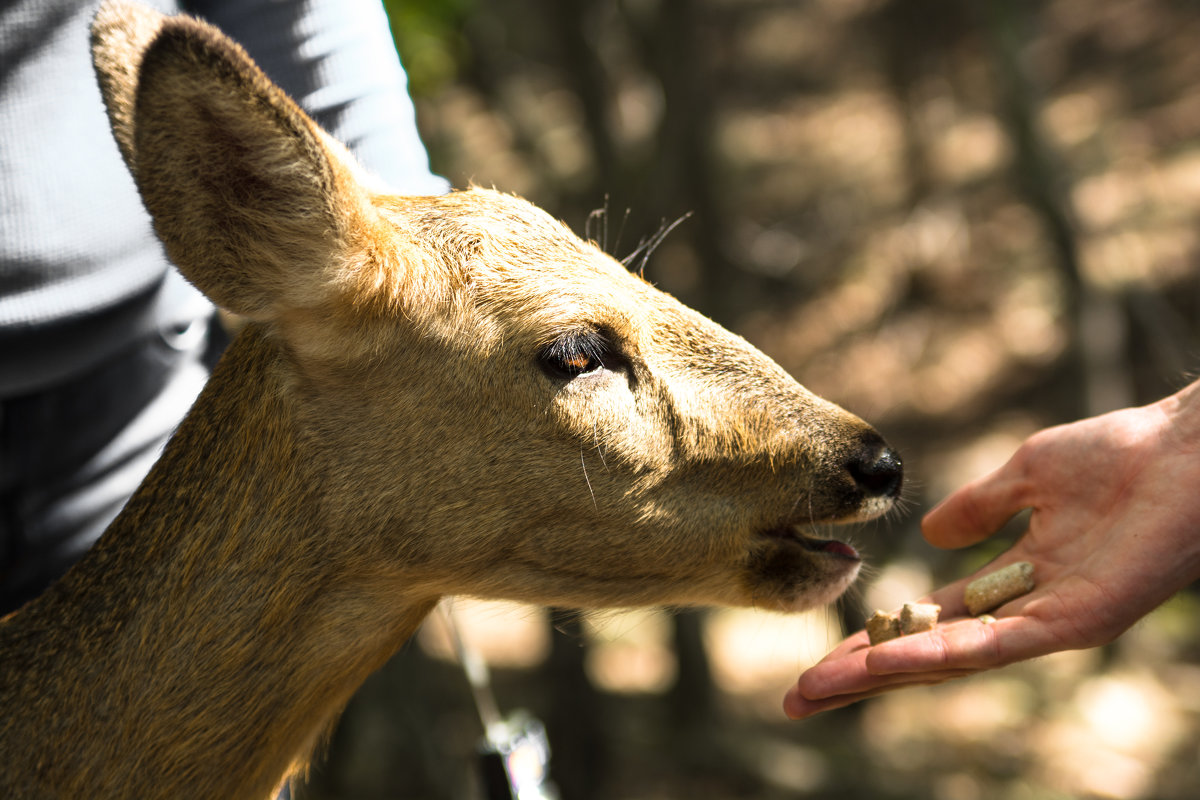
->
963, 561, 1035, 616
865, 609, 902, 645
865, 602, 941, 645
899, 602, 941, 635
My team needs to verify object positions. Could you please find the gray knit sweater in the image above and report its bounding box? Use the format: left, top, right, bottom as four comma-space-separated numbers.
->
0, 0, 447, 395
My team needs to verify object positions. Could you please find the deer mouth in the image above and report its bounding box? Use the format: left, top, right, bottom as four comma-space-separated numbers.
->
758, 525, 860, 561
743, 524, 863, 611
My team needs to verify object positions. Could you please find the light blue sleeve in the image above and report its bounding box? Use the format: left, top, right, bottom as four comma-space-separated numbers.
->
184, 0, 450, 195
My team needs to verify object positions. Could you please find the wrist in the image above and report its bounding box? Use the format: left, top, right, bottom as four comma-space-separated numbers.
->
1158, 380, 1200, 584
1160, 379, 1200, 441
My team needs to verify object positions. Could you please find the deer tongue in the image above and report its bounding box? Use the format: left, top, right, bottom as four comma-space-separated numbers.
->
762, 525, 860, 561
797, 535, 860, 561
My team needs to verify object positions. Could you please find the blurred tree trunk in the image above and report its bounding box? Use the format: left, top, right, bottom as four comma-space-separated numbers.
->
667, 608, 715, 729
545, 611, 608, 800
540, 0, 618, 190
979, 0, 1132, 419
633, 0, 738, 325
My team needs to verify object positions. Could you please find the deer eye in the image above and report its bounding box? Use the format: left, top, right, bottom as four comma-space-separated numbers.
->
538, 330, 612, 380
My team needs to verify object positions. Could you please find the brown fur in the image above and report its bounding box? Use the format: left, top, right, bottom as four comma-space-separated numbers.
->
0, 3, 901, 797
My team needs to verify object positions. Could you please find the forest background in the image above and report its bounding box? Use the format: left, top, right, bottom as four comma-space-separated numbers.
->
297, 1, 1200, 798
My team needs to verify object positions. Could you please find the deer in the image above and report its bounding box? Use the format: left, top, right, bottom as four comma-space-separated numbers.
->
0, 2, 902, 797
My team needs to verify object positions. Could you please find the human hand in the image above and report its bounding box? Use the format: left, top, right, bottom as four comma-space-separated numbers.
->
784, 384, 1200, 719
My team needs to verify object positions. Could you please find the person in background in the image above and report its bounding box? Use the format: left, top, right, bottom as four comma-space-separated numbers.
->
785, 378, 1200, 717
0, 0, 448, 615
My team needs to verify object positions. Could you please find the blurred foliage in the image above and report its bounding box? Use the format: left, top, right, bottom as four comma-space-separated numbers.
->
382, 0, 473, 96
302, 1, 1200, 798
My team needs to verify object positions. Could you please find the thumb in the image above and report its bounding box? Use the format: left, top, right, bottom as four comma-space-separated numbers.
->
922, 457, 1032, 549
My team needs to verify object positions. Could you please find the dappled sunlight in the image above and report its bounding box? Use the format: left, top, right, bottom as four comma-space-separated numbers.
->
1036, 670, 1186, 798
419, 598, 550, 669
704, 607, 844, 704
583, 608, 676, 695
930, 114, 1010, 185
861, 677, 1036, 754
863, 558, 935, 612
923, 417, 1040, 500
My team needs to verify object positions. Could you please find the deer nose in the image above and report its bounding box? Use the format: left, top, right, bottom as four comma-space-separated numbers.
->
846, 436, 903, 499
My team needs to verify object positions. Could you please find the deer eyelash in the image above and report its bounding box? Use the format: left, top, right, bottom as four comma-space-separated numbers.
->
537, 329, 613, 380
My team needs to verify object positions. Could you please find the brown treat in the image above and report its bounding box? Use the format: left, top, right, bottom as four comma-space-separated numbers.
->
963, 561, 1035, 616
899, 602, 940, 635
866, 609, 902, 645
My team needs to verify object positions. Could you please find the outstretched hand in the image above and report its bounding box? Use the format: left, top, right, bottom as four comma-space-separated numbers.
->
785, 385, 1200, 719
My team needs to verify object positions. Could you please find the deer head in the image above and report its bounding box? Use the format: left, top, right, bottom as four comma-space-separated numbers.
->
90, 1, 901, 617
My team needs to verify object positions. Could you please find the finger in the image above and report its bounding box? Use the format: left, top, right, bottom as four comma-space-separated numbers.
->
796, 601, 1054, 703
783, 682, 888, 719
797, 618, 1003, 701
792, 637, 874, 700
922, 460, 1033, 549
866, 613, 1061, 675
784, 669, 978, 719
794, 626, 977, 701
800, 588, 993, 700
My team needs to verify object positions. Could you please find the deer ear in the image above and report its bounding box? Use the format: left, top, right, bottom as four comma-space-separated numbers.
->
91, 1, 387, 320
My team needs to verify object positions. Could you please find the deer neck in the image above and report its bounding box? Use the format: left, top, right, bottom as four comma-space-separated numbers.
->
0, 327, 439, 799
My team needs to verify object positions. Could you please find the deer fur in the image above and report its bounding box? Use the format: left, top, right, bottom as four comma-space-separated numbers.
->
0, 2, 902, 797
